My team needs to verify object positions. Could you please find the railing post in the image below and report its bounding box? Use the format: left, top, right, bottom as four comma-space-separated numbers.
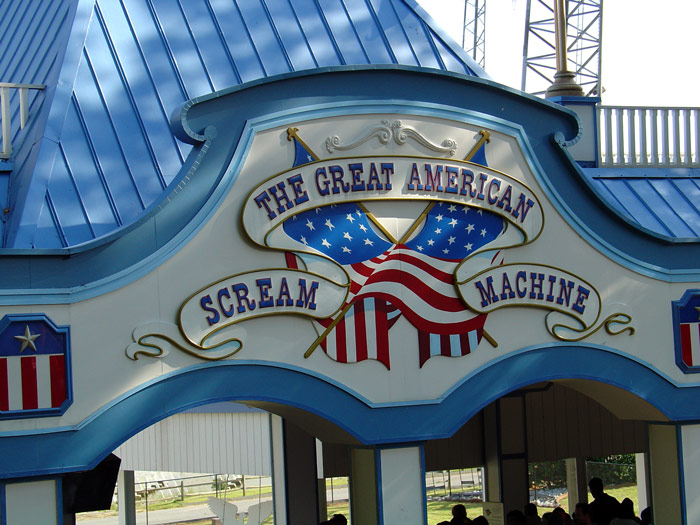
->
660, 109, 669, 166
672, 108, 681, 164
650, 109, 659, 166
0, 83, 45, 160
1, 86, 10, 159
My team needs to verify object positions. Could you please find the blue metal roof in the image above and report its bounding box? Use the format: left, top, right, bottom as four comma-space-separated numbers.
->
584, 167, 700, 240
1, 0, 487, 249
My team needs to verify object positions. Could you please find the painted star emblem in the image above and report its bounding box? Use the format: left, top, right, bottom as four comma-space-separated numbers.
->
15, 325, 40, 353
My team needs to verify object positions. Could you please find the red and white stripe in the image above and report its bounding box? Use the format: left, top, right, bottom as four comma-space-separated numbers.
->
320, 297, 400, 369
680, 322, 700, 367
349, 245, 483, 334
418, 329, 481, 367
0, 354, 66, 412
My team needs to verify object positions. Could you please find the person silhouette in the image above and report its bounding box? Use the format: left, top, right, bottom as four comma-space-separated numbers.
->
588, 478, 620, 525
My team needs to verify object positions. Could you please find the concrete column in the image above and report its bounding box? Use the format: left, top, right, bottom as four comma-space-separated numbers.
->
483, 398, 529, 515
117, 470, 136, 525
648, 424, 682, 524
565, 457, 588, 512
349, 445, 426, 525
269, 414, 319, 525
679, 424, 700, 524
2, 478, 60, 524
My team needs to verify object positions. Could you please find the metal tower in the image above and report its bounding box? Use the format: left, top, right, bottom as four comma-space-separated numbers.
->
462, 0, 487, 68
521, 0, 603, 97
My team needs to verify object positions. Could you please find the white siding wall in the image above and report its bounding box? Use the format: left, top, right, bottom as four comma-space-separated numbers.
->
114, 412, 271, 475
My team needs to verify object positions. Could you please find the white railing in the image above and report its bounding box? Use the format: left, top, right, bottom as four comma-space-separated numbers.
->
0, 82, 45, 160
598, 105, 700, 167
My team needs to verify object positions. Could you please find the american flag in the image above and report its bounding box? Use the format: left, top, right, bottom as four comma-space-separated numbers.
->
283, 200, 504, 368
0, 320, 68, 414
678, 301, 700, 368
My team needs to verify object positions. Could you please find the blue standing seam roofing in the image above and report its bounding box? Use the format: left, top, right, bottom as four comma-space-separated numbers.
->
585, 167, 700, 239
1, 0, 698, 250
0, 0, 486, 249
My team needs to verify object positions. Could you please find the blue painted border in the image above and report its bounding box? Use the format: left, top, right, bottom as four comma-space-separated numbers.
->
375, 448, 384, 525
0, 483, 5, 525
677, 425, 687, 525
0, 66, 698, 307
0, 314, 72, 420
3, 345, 700, 480
56, 476, 63, 525
671, 289, 700, 374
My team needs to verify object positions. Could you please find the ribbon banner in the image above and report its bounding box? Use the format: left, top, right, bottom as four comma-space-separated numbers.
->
458, 263, 633, 341
242, 156, 544, 257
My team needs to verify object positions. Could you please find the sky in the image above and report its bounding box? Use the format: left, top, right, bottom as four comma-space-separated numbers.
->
417, 0, 700, 107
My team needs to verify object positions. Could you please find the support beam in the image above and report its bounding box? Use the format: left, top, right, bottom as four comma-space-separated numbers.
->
680, 424, 700, 524
648, 424, 682, 524
118, 470, 136, 525
565, 457, 588, 513
350, 448, 378, 525
483, 398, 529, 515
269, 415, 319, 525
349, 445, 426, 525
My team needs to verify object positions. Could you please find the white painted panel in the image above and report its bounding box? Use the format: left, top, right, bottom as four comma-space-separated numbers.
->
114, 411, 271, 475
682, 424, 700, 525
379, 447, 424, 525
5, 479, 57, 525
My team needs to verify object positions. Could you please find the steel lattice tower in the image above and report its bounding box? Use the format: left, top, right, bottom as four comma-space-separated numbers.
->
521, 0, 603, 97
462, 0, 487, 68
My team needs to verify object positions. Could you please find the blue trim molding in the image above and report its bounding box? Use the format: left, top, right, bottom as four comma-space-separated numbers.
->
0, 66, 698, 306
1, 344, 699, 480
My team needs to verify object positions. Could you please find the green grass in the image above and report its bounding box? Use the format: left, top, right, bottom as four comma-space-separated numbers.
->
80, 480, 643, 524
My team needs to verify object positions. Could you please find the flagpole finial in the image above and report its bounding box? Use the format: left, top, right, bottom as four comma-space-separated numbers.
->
287, 127, 300, 141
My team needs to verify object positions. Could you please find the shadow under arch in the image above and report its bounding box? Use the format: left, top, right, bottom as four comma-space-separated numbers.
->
4, 344, 700, 479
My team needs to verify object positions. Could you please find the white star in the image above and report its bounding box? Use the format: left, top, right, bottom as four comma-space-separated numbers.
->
307, 154, 313, 162
325, 218, 335, 230
462, 207, 469, 214
300, 235, 308, 245
477, 209, 483, 215
434, 228, 442, 234
359, 224, 368, 232
343, 231, 353, 241
465, 242, 473, 251
466, 224, 475, 234
322, 239, 331, 248
443, 248, 450, 254
448, 204, 457, 212
305, 219, 315, 231
427, 239, 435, 246
342, 246, 351, 253
435, 214, 444, 222
15, 325, 40, 353
346, 214, 355, 223
480, 228, 487, 237
416, 245, 424, 251
363, 238, 374, 246
449, 218, 458, 227
448, 236, 456, 245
